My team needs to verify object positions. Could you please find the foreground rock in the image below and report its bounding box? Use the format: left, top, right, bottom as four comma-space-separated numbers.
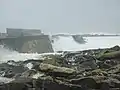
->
0, 46, 120, 90
38, 63, 76, 77
97, 51, 120, 61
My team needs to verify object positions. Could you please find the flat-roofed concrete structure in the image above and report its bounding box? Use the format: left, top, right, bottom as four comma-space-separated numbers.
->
6, 28, 43, 37
0, 33, 8, 38
0, 28, 53, 53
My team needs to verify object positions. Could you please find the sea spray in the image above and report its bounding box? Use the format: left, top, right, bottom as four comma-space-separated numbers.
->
0, 45, 61, 63
52, 35, 120, 51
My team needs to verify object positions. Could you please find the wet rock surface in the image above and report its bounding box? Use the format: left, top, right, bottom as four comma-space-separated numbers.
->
0, 46, 120, 89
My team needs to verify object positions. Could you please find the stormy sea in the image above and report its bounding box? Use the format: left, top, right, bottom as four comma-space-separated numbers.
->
0, 34, 120, 90
0, 35, 120, 62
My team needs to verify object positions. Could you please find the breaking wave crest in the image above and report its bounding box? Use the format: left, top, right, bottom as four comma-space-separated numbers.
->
0, 45, 60, 63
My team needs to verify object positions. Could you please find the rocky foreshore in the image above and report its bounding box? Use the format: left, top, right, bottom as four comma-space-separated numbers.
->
0, 45, 120, 90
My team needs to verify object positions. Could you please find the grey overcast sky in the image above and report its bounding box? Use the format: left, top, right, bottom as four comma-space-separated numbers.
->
0, 0, 120, 34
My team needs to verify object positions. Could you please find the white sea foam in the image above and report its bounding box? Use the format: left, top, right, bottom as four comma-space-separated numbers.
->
52, 36, 120, 51
0, 45, 61, 63
0, 35, 120, 64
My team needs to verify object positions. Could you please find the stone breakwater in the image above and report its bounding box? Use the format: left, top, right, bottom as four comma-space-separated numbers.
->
0, 46, 120, 90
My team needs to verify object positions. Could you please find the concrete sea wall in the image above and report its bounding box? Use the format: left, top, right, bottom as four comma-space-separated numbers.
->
0, 35, 54, 53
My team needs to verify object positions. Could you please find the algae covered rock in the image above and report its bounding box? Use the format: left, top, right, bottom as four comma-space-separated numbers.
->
38, 63, 76, 77
107, 64, 120, 74
84, 69, 108, 76
71, 77, 97, 89
42, 54, 64, 66
97, 51, 120, 61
